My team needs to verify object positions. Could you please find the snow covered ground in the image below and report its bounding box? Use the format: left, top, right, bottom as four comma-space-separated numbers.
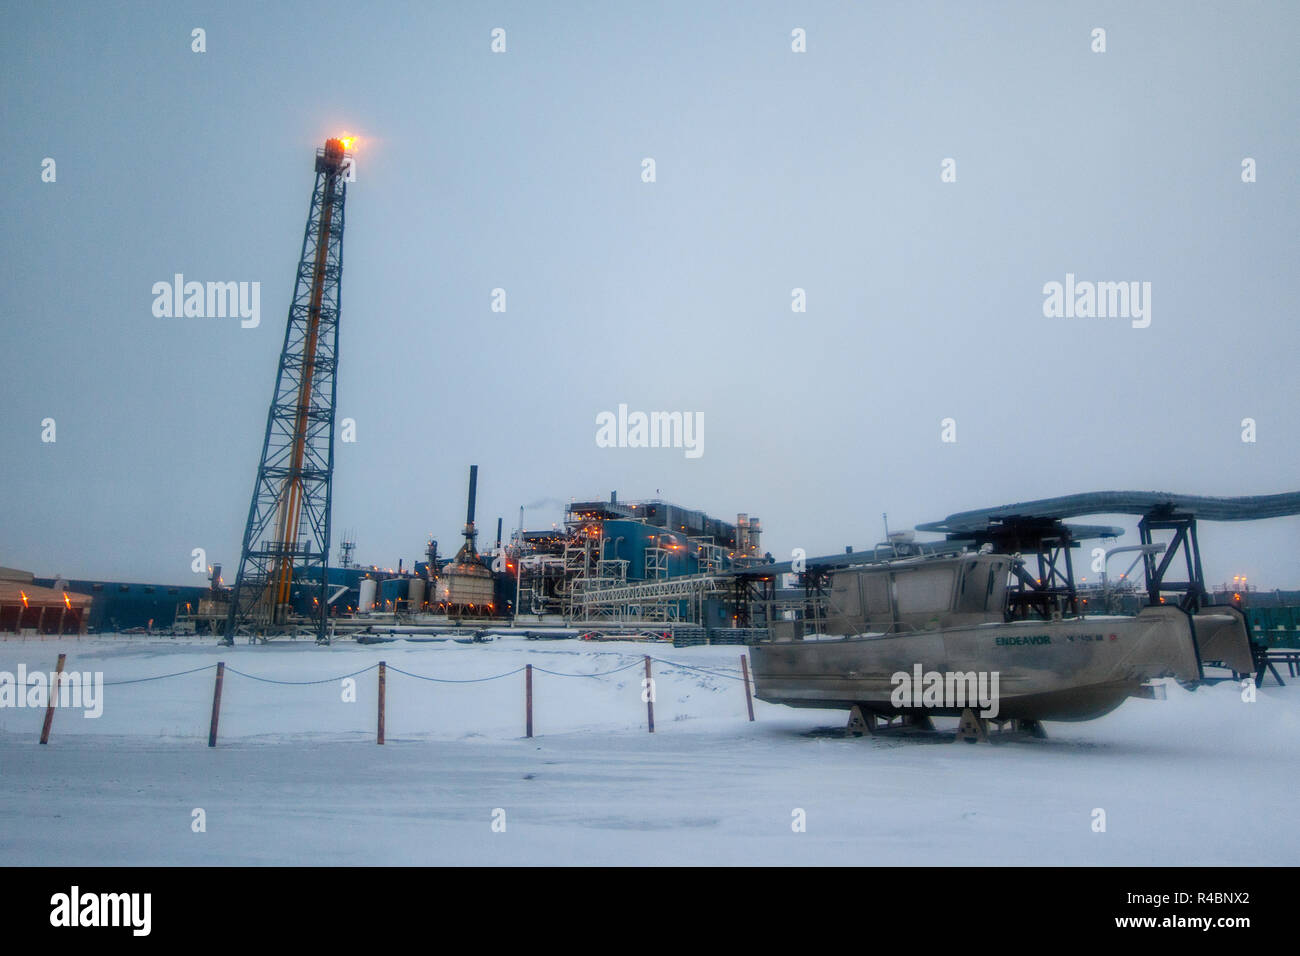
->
1, 635, 1297, 866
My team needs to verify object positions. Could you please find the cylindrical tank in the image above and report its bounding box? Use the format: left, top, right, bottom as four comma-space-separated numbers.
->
408, 577, 426, 611
358, 578, 378, 613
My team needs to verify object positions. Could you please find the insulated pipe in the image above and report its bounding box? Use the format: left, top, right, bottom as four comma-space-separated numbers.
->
919, 490, 1300, 534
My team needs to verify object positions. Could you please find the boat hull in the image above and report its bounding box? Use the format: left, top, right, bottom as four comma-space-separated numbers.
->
751, 606, 1247, 722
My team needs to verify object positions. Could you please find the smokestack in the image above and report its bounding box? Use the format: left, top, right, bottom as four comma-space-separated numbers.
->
466, 465, 478, 527
496, 517, 502, 549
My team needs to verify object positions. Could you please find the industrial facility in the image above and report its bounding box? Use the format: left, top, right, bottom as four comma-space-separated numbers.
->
5, 135, 1298, 667
172, 459, 772, 638
188, 135, 777, 643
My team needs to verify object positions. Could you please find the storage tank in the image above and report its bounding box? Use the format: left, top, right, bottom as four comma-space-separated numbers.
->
408, 577, 426, 611
358, 578, 378, 613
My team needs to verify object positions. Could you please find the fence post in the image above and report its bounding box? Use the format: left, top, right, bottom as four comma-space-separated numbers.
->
644, 655, 655, 734
525, 663, 533, 738
208, 661, 225, 748
741, 653, 755, 722
39, 653, 67, 745
377, 661, 386, 745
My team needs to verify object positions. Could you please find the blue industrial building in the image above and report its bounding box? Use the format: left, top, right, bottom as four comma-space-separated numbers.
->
32, 577, 209, 632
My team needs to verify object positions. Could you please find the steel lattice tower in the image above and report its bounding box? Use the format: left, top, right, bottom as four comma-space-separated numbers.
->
224, 138, 351, 644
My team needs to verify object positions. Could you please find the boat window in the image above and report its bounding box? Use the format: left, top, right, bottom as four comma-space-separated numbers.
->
988, 560, 1010, 612
956, 561, 991, 612
893, 567, 956, 615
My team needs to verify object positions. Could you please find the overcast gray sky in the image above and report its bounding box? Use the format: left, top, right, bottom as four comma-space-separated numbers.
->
2, 1, 1297, 590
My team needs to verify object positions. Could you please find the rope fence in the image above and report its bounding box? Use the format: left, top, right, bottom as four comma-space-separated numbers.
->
13, 651, 759, 746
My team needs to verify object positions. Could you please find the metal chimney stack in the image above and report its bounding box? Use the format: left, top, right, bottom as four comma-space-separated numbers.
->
465, 465, 478, 530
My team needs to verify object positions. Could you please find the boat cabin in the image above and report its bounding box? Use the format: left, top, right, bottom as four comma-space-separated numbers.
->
773, 552, 1012, 640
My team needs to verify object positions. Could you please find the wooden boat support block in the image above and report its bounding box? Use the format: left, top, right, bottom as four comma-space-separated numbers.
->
955, 707, 989, 744
846, 705, 876, 736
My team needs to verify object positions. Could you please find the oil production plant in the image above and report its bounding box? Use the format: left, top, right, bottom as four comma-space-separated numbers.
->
5, 135, 1300, 672
198, 135, 772, 644
196, 457, 772, 640
127, 135, 1300, 674
195, 137, 1300, 661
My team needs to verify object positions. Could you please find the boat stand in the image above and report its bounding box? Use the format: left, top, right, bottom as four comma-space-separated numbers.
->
955, 708, 989, 743
845, 707, 936, 737
844, 707, 1047, 742
956, 711, 1049, 743
846, 706, 876, 736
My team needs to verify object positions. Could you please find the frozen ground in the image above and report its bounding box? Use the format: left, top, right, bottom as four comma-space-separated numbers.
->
1, 635, 1297, 866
